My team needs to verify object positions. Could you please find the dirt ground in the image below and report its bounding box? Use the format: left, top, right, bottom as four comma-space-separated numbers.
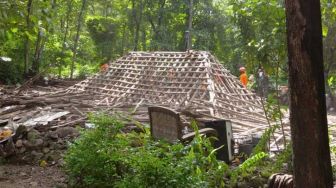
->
0, 164, 67, 188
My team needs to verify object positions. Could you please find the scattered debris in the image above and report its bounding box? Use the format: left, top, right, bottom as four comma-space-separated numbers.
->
65, 51, 290, 151
0, 82, 84, 164
67, 51, 267, 129
0, 51, 290, 161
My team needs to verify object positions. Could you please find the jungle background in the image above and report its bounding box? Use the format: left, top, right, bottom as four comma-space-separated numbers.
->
1, 1, 336, 187
1, 0, 334, 89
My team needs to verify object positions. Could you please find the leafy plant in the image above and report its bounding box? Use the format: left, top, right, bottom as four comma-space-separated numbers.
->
64, 115, 230, 188
272, 143, 293, 172
229, 152, 269, 185
64, 113, 305, 187
252, 125, 279, 156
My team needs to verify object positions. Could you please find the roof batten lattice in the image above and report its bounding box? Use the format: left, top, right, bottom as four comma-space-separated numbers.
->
67, 51, 267, 128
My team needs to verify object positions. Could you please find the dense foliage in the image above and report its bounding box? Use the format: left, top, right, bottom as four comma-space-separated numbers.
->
64, 114, 296, 187
64, 115, 230, 187
1, 0, 335, 85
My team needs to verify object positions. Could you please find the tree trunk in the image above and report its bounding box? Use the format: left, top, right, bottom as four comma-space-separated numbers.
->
104, 0, 108, 18
70, 0, 87, 79
141, 28, 147, 51
284, 0, 333, 187
133, 0, 143, 51
24, 0, 33, 75
185, 0, 193, 50
59, 0, 72, 78
120, 23, 127, 55
31, 29, 43, 74
147, 0, 166, 50
31, 0, 57, 75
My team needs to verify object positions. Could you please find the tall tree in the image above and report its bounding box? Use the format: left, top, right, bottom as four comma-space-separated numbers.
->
31, 28, 43, 74
70, 0, 87, 79
146, 0, 166, 50
24, 0, 33, 74
284, 0, 333, 187
185, 0, 193, 50
131, 0, 143, 51
58, 0, 72, 77
31, 0, 58, 75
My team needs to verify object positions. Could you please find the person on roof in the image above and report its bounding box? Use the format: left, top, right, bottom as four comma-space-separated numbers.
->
257, 65, 269, 96
239, 66, 248, 87
100, 62, 109, 72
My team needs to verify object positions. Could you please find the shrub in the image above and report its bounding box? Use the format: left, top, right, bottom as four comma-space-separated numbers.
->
64, 114, 126, 187
0, 61, 22, 84
65, 114, 305, 187
64, 115, 230, 188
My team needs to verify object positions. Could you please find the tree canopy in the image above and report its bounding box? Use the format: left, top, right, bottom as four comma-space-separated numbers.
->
0, 0, 335, 84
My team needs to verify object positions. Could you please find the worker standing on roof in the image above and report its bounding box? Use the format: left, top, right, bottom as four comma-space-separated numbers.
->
257, 65, 269, 96
100, 62, 109, 72
239, 67, 248, 87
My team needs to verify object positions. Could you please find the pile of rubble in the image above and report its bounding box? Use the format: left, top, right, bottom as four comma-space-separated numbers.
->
1, 125, 79, 164
0, 51, 289, 162
66, 51, 290, 150
0, 82, 142, 164
67, 51, 269, 130
0, 83, 85, 164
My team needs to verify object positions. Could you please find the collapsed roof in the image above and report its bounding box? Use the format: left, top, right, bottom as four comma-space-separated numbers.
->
67, 51, 268, 132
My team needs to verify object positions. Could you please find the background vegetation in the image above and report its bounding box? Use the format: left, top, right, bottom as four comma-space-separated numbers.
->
1, 1, 335, 186
0, 0, 335, 86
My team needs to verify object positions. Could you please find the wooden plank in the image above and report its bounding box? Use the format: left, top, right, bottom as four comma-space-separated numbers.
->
23, 111, 70, 126
0, 105, 26, 116
51, 117, 86, 129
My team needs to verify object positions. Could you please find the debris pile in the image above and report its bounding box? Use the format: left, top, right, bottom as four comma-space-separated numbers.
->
0, 84, 85, 164
0, 51, 292, 160
65, 51, 291, 150
67, 51, 268, 131
1, 125, 79, 164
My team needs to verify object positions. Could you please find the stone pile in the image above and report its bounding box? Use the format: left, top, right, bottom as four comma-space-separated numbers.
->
0, 125, 80, 165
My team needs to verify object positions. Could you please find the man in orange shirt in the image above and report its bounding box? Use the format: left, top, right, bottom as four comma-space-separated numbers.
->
100, 63, 109, 72
239, 67, 248, 87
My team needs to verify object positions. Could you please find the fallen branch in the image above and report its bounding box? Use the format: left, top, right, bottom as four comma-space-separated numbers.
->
51, 117, 87, 130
